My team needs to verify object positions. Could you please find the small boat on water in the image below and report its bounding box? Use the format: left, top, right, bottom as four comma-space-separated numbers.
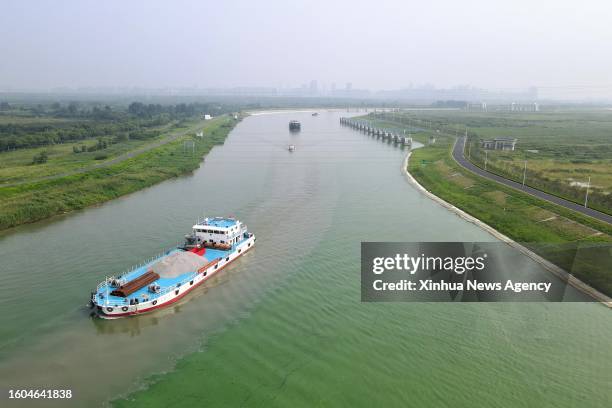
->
312, 112, 318, 116
289, 120, 301, 131
90, 217, 255, 318
288, 144, 296, 152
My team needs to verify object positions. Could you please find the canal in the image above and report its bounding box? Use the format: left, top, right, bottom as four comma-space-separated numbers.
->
0, 111, 610, 407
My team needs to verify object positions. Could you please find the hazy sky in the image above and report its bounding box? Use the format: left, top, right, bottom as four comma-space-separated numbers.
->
2, 0, 612, 95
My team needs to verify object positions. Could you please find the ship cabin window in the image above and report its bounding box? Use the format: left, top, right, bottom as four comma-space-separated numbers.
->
221, 240, 225, 244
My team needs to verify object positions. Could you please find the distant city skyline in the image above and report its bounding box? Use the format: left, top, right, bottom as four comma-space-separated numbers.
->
2, 0, 612, 100
3, 84, 612, 102
0, 82, 566, 102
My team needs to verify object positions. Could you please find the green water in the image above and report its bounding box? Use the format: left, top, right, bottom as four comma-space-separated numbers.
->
1, 111, 610, 407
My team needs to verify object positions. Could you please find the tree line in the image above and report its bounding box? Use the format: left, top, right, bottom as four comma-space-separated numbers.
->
0, 119, 162, 151
0, 101, 238, 151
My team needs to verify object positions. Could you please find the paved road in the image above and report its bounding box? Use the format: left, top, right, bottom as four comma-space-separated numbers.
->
1, 120, 207, 188
452, 137, 612, 225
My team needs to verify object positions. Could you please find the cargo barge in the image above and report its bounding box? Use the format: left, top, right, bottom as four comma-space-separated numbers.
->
289, 120, 301, 131
90, 217, 255, 318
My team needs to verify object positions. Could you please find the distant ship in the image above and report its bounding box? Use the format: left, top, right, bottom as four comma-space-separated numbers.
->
289, 120, 301, 131
312, 112, 319, 116
90, 217, 255, 318
288, 144, 296, 152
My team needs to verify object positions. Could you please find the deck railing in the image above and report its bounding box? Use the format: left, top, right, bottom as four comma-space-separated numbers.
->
95, 236, 250, 306
98, 256, 227, 306
94, 242, 183, 293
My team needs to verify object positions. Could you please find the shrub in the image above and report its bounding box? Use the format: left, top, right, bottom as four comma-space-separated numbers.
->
32, 150, 48, 164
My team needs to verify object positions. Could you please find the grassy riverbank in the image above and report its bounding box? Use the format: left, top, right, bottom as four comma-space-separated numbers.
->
372, 110, 612, 215
407, 134, 612, 297
0, 115, 239, 231
0, 122, 177, 185
354, 113, 611, 296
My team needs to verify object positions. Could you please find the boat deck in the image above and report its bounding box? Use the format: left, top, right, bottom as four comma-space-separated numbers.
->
95, 246, 235, 307
195, 217, 238, 228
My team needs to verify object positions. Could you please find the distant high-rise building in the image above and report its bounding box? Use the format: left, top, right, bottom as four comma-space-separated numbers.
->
528, 86, 538, 100
309, 80, 318, 95
346, 82, 352, 91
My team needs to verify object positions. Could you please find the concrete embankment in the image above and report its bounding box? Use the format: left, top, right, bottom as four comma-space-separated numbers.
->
402, 151, 612, 308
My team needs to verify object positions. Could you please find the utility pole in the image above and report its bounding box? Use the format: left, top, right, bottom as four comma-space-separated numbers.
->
485, 150, 488, 171
522, 160, 527, 187
584, 176, 591, 208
